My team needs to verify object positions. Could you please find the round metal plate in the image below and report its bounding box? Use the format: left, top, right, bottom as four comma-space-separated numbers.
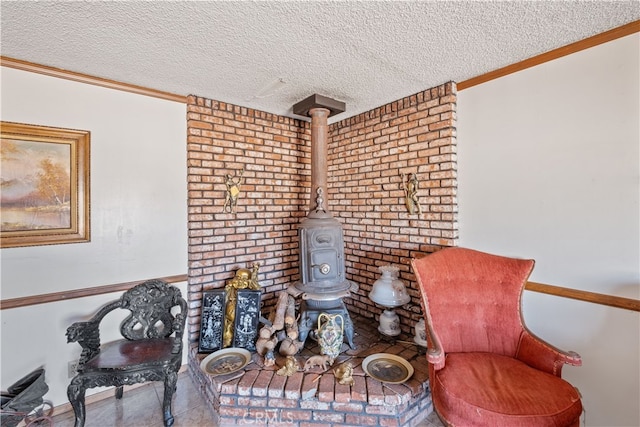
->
199, 348, 251, 376
362, 353, 414, 384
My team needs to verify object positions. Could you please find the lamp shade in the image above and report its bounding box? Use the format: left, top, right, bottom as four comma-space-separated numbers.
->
369, 265, 410, 308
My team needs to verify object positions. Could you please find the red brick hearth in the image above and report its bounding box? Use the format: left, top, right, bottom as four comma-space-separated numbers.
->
190, 314, 433, 427
186, 83, 455, 426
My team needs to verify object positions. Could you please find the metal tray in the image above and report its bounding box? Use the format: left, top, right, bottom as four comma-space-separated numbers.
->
199, 348, 251, 376
362, 353, 414, 384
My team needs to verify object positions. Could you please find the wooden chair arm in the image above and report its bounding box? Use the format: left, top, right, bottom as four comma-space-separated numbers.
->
426, 319, 446, 370
171, 297, 188, 354
66, 300, 121, 366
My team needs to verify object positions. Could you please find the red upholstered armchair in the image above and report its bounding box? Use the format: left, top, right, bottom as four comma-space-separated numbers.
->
411, 247, 582, 427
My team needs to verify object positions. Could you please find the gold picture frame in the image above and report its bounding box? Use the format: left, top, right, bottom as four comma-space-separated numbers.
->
1, 122, 90, 248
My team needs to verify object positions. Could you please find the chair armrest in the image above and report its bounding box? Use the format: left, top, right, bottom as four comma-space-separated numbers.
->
516, 329, 582, 377
170, 295, 188, 354
66, 300, 121, 367
426, 319, 446, 370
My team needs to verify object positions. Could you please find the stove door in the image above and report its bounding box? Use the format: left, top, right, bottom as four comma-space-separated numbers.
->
309, 249, 339, 282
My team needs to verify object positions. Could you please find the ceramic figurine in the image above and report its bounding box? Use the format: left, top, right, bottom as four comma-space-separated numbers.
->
263, 350, 276, 367
276, 356, 299, 377
303, 354, 332, 372
223, 264, 261, 347
333, 362, 354, 386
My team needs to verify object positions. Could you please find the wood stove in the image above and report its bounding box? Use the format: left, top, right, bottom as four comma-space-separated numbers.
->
289, 95, 356, 349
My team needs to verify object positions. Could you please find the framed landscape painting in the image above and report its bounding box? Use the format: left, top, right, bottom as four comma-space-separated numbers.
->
1, 122, 90, 248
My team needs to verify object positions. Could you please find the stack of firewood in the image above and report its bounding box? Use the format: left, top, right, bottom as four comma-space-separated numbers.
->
255, 291, 303, 365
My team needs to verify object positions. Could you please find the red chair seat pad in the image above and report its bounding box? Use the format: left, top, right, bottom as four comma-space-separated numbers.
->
433, 352, 582, 426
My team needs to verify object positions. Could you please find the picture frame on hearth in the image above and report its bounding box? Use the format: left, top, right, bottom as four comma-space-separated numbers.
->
232, 289, 262, 351
198, 290, 227, 353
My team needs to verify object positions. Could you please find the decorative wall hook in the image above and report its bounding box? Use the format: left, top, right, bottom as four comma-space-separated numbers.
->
223, 168, 244, 213
400, 172, 422, 215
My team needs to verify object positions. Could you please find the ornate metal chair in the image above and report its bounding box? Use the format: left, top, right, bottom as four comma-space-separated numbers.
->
66, 280, 186, 427
411, 247, 583, 427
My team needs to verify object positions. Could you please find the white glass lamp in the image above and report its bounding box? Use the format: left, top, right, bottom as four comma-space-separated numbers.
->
369, 265, 411, 336
414, 318, 428, 347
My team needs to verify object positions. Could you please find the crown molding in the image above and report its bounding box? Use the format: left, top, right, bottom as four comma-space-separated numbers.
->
1, 56, 186, 103
458, 20, 640, 91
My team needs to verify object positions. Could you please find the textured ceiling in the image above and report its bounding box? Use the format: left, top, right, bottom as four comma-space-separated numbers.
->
1, 1, 639, 123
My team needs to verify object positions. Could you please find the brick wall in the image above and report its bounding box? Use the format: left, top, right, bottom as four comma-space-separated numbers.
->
186, 96, 311, 347
186, 82, 457, 351
329, 82, 458, 334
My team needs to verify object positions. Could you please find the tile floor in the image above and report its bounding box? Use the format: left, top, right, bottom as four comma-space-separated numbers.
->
50, 371, 444, 427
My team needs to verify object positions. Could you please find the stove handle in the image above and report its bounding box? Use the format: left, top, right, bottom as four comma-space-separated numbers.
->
311, 263, 331, 275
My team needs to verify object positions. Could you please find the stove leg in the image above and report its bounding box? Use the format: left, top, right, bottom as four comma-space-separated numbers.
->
298, 311, 314, 344
342, 308, 356, 350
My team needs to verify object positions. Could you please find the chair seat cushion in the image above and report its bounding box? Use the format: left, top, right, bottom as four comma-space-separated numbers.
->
84, 338, 177, 371
432, 352, 582, 427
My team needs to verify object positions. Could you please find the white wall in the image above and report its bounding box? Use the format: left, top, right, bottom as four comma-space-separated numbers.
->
0, 68, 187, 407
457, 34, 639, 426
